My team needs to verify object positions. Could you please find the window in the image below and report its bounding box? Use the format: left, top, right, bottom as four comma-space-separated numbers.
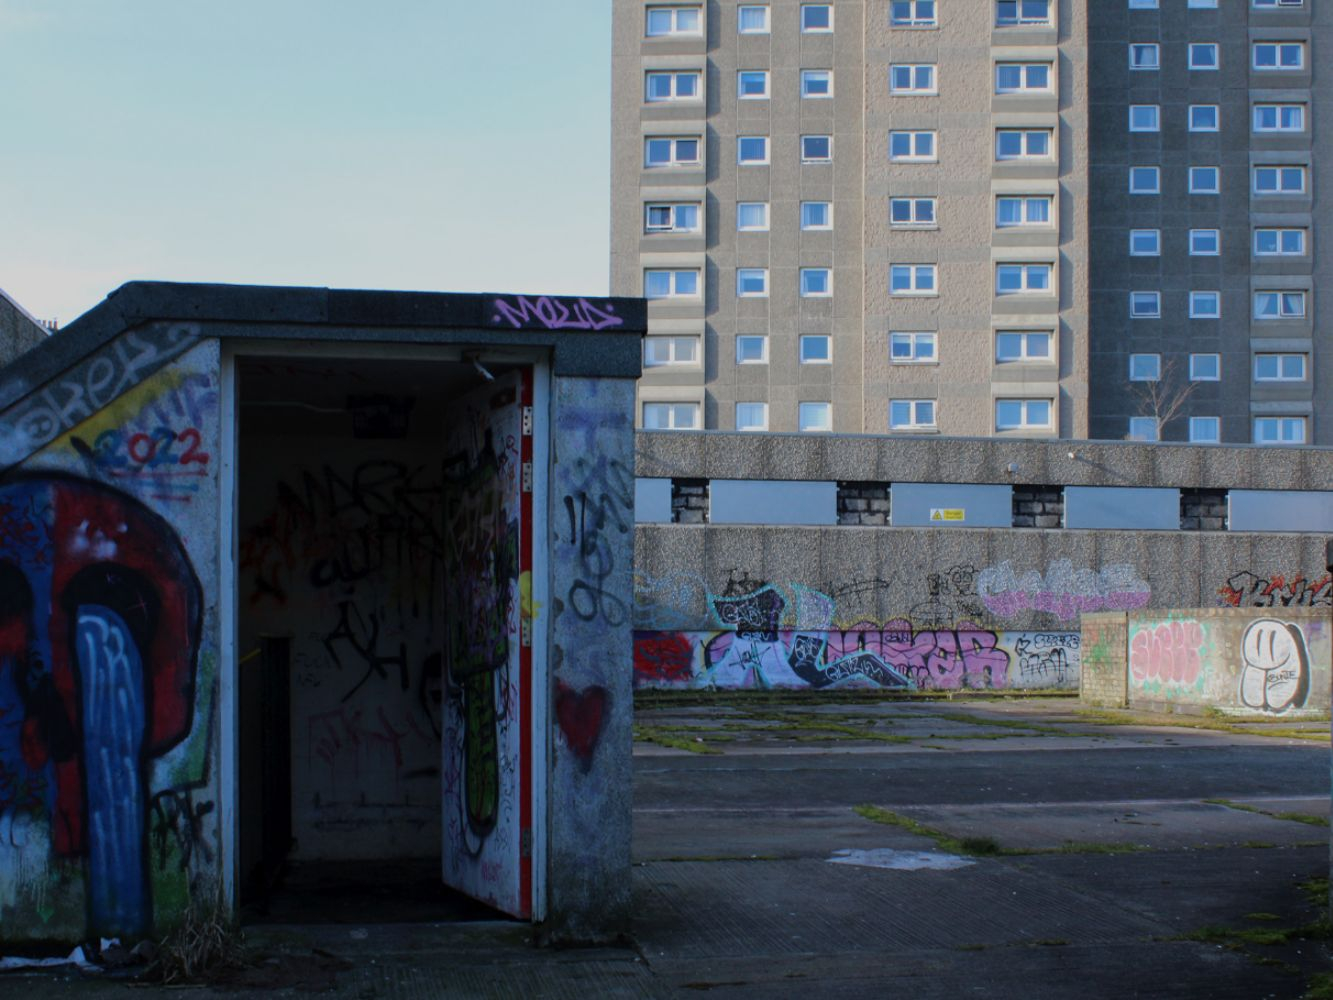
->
1189, 105, 1219, 131
736, 335, 768, 363
891, 332, 938, 363
736, 268, 769, 297
996, 129, 1051, 160
738, 5, 770, 32
1128, 0, 1159, 8
1189, 229, 1219, 255
1188, 43, 1219, 70
644, 269, 700, 298
995, 63, 1052, 93
890, 64, 937, 94
1189, 417, 1220, 444
801, 4, 833, 31
1254, 229, 1306, 255
1190, 354, 1220, 381
997, 0, 1051, 25
996, 263, 1053, 294
1254, 291, 1306, 318
1129, 44, 1160, 70
644, 336, 700, 367
799, 402, 833, 433
1129, 353, 1161, 381
801, 135, 832, 163
1129, 166, 1160, 193
1253, 0, 1305, 7
996, 330, 1052, 363
737, 202, 770, 231
801, 201, 833, 229
800, 335, 832, 363
1253, 104, 1305, 132
997, 196, 1052, 227
1188, 0, 1218, 7
1128, 417, 1159, 442
891, 399, 937, 430
891, 264, 938, 295
1190, 291, 1220, 318
646, 71, 700, 102
645, 203, 701, 233
735, 403, 769, 432
1129, 105, 1160, 132
1130, 291, 1161, 317
800, 268, 832, 297
738, 71, 770, 99
890, 131, 936, 161
737, 135, 770, 164
892, 0, 937, 27
1253, 43, 1304, 70
1254, 417, 1306, 445
646, 6, 702, 37
1189, 167, 1219, 194
645, 136, 700, 167
802, 70, 833, 98
1129, 229, 1161, 256
642, 402, 700, 430
892, 197, 936, 227
995, 399, 1052, 431
1254, 353, 1307, 381
1253, 166, 1305, 194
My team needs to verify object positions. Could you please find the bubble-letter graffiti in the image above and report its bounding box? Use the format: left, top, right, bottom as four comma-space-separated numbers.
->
1239, 619, 1309, 715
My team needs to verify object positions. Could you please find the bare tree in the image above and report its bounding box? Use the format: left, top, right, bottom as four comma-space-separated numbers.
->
1127, 357, 1199, 441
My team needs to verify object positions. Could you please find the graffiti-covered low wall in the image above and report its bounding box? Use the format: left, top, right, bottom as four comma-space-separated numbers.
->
1080, 608, 1331, 717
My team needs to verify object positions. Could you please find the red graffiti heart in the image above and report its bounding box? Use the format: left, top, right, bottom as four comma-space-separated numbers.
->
555, 681, 607, 766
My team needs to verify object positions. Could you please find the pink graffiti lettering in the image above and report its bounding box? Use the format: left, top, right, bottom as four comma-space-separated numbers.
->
1129, 621, 1204, 687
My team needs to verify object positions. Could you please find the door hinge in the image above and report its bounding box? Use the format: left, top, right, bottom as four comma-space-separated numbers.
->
521, 461, 533, 493
521, 617, 532, 648
520, 827, 533, 858
521, 405, 533, 436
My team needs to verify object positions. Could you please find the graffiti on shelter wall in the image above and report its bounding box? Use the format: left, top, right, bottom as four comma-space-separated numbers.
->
1238, 618, 1310, 714
976, 561, 1151, 621
1217, 572, 1333, 610
0, 476, 205, 939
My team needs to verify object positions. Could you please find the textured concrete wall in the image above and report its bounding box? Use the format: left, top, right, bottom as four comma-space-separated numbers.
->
1080, 613, 1129, 708
0, 337, 222, 945
0, 292, 47, 367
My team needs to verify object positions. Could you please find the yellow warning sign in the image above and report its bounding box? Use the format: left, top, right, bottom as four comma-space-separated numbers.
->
929, 508, 966, 522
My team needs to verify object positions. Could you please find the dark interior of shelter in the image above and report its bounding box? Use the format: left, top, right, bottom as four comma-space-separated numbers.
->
235, 354, 522, 924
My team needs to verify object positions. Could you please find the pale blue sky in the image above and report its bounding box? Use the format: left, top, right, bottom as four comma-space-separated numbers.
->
1, 1, 612, 325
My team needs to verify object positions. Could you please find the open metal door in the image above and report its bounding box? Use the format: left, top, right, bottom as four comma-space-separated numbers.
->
440, 368, 534, 918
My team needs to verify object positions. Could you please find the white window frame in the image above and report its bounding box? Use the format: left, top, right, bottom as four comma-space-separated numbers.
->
735, 402, 769, 432
1189, 229, 1220, 256
1188, 0, 1218, 7
1189, 105, 1219, 132
1252, 0, 1305, 7
736, 268, 769, 297
1252, 166, 1306, 195
644, 269, 701, 299
1254, 417, 1306, 446
1129, 229, 1161, 256
1189, 354, 1220, 381
891, 197, 937, 227
737, 135, 770, 165
800, 268, 832, 297
799, 401, 833, 433
801, 135, 833, 163
996, 195, 1053, 228
889, 130, 937, 162
737, 70, 770, 100
1128, 0, 1159, 9
890, 399, 937, 430
737, 5, 770, 33
1129, 291, 1161, 318
995, 330, 1053, 363
646, 6, 703, 37
735, 335, 769, 364
995, 62, 1052, 94
800, 3, 833, 32
801, 201, 833, 230
890, 64, 938, 95
1129, 44, 1160, 70
1129, 166, 1160, 194
1253, 229, 1306, 256
642, 402, 700, 430
645, 136, 701, 168
1253, 291, 1306, 319
1129, 105, 1160, 132
1128, 416, 1159, 442
1252, 42, 1304, 70
800, 335, 832, 364
996, 0, 1052, 26
891, 264, 938, 296
996, 263, 1053, 295
1189, 291, 1221, 319
646, 70, 701, 102
1253, 104, 1305, 133
645, 202, 701, 233
1189, 417, 1220, 444
1188, 43, 1219, 70
1189, 166, 1220, 194
995, 129, 1052, 160
801, 70, 833, 99
995, 398, 1053, 432
890, 331, 938, 364
891, 0, 938, 27
1254, 353, 1307, 382
737, 202, 770, 232
1129, 353, 1161, 381
644, 335, 701, 368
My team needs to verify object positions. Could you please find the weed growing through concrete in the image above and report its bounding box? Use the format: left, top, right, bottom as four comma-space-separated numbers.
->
633, 724, 723, 754
1205, 799, 1330, 828
1076, 709, 1330, 743
852, 804, 1147, 858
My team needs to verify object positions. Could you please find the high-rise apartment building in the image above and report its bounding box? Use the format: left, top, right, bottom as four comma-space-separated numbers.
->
611, 0, 1329, 444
